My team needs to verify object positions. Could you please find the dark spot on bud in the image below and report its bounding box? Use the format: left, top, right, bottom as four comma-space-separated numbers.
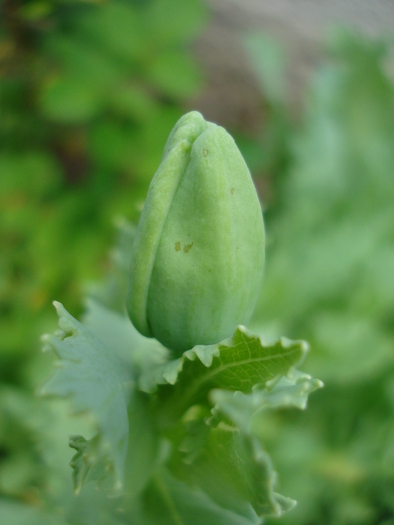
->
175, 242, 181, 252
183, 242, 194, 253
230, 187, 235, 195
203, 148, 208, 157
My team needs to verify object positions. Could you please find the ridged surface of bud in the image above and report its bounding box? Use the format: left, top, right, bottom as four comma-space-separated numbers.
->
127, 111, 265, 353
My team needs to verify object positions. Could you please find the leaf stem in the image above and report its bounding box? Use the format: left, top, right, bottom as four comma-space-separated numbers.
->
153, 473, 184, 525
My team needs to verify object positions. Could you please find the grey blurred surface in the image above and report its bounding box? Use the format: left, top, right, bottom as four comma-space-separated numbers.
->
220, 0, 394, 38
193, 0, 394, 129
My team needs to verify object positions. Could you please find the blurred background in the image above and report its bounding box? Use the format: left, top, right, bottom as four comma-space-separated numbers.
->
1, 0, 394, 524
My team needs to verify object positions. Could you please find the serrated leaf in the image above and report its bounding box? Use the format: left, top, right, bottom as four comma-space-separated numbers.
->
210, 370, 324, 432
83, 298, 168, 372
140, 326, 308, 417
69, 434, 114, 494
170, 371, 321, 521
40, 302, 133, 490
172, 424, 295, 519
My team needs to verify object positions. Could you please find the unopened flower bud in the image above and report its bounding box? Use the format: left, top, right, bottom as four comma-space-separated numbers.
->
126, 111, 265, 354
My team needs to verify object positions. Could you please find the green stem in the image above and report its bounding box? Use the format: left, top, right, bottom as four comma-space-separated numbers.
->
153, 473, 184, 525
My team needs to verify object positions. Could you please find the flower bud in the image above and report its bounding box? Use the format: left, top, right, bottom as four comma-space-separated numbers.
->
126, 111, 265, 354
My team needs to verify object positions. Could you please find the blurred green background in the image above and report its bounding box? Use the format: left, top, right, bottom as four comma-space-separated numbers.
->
1, 0, 393, 523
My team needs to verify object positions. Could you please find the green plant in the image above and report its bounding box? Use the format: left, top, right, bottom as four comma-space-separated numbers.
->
246, 30, 394, 525
127, 111, 265, 352
33, 113, 321, 524
0, 0, 207, 383
3, 8, 391, 523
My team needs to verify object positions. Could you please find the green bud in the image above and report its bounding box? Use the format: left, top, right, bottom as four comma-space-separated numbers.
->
126, 111, 265, 353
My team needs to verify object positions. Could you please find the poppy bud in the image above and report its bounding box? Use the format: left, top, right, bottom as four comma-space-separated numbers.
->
126, 111, 265, 354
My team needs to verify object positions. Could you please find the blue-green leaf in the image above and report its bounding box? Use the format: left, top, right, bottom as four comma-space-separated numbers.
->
136, 469, 262, 525
173, 424, 295, 519
211, 370, 323, 431
40, 302, 133, 490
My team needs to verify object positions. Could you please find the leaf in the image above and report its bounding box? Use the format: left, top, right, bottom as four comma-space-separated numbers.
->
170, 370, 321, 520
69, 392, 162, 500
69, 434, 113, 494
43, 33, 122, 87
0, 499, 62, 525
83, 298, 168, 371
173, 424, 295, 519
143, 0, 208, 47
40, 302, 133, 490
244, 33, 287, 105
127, 107, 184, 179
0, 151, 62, 196
210, 370, 324, 432
18, 1, 53, 21
164, 349, 321, 520
88, 219, 136, 313
146, 52, 203, 99
136, 469, 262, 525
87, 121, 132, 170
139, 326, 309, 417
76, 3, 143, 63
123, 392, 161, 499
39, 75, 103, 124
109, 85, 157, 122
0, 385, 51, 497
248, 32, 394, 525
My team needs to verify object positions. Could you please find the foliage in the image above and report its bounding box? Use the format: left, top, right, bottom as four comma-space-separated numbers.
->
0, 0, 207, 381
1, 3, 393, 523
248, 30, 394, 525
34, 216, 320, 524
0, 217, 321, 524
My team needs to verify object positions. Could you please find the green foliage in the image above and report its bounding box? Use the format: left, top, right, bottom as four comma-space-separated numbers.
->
247, 30, 394, 525
240, 33, 292, 196
36, 232, 320, 522
0, 0, 207, 379
2, 2, 393, 522
41, 301, 133, 488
